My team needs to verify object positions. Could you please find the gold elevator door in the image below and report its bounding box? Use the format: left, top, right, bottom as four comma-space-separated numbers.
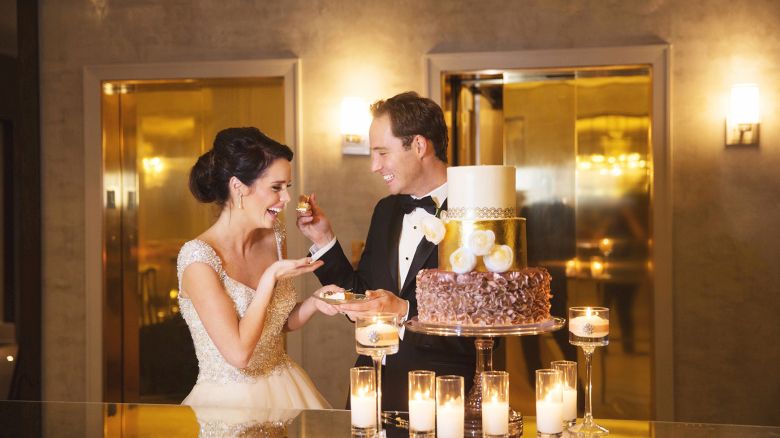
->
101, 77, 285, 403
444, 66, 653, 420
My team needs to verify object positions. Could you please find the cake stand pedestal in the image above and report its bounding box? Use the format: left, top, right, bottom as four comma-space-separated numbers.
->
406, 317, 565, 438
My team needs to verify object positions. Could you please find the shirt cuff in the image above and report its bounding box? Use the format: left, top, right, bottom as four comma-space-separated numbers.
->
309, 237, 338, 260
400, 300, 411, 323
398, 300, 410, 341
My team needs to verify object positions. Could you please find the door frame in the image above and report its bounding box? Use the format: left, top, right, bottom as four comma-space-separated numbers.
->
425, 45, 673, 420
83, 59, 304, 403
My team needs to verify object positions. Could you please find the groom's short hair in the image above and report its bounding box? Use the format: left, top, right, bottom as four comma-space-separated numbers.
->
371, 91, 449, 163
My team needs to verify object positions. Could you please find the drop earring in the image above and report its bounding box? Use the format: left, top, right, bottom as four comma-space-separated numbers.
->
238, 192, 244, 209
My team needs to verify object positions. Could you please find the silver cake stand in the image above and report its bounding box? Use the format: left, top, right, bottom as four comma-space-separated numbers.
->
405, 316, 565, 437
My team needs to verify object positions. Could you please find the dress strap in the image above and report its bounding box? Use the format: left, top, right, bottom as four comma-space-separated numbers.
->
272, 218, 286, 260
177, 240, 226, 290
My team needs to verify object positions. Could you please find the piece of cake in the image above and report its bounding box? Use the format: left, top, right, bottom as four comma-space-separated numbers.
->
415, 165, 552, 326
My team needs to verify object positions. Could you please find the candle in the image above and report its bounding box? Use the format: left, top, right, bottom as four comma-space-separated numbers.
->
350, 366, 376, 431
569, 308, 609, 338
562, 387, 577, 422
480, 370, 510, 436
436, 399, 464, 438
482, 396, 509, 435
409, 370, 436, 433
355, 321, 399, 347
551, 360, 577, 425
565, 258, 579, 276
536, 397, 564, 433
590, 256, 605, 277
408, 393, 436, 432
536, 369, 563, 435
350, 389, 376, 428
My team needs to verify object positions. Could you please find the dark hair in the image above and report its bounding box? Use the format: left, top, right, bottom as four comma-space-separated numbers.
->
370, 91, 448, 162
189, 127, 293, 205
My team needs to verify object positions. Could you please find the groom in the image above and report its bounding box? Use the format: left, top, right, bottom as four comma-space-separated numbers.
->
297, 91, 476, 411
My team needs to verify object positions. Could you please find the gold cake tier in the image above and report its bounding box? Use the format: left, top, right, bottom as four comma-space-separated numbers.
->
438, 218, 527, 272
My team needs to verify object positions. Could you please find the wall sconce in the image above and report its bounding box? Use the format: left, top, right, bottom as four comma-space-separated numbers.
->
340, 97, 371, 155
726, 83, 760, 147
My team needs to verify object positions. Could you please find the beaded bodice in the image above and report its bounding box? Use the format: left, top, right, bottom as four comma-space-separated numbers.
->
177, 224, 296, 384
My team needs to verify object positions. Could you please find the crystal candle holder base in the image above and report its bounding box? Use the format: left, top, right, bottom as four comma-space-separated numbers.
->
350, 425, 377, 437
536, 432, 562, 438
409, 431, 435, 438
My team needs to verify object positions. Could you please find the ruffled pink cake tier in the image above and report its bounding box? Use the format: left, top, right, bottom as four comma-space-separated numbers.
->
416, 268, 552, 326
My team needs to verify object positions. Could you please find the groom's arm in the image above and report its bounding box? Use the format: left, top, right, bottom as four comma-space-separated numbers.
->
311, 198, 387, 293
313, 239, 371, 293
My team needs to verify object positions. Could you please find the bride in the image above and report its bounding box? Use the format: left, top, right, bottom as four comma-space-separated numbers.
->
177, 127, 337, 409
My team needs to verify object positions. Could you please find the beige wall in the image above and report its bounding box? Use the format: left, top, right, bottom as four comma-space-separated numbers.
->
40, 0, 780, 426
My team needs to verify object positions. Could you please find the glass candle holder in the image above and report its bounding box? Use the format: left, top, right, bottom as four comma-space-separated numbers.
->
535, 369, 563, 437
436, 375, 464, 438
355, 313, 400, 356
481, 370, 509, 438
568, 307, 609, 347
350, 366, 377, 436
408, 370, 436, 437
551, 360, 577, 428
568, 307, 610, 436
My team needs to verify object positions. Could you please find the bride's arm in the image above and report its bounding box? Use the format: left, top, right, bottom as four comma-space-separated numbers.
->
183, 258, 322, 368
284, 285, 341, 332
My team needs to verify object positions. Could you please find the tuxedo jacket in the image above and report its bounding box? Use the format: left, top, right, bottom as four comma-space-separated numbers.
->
315, 194, 476, 411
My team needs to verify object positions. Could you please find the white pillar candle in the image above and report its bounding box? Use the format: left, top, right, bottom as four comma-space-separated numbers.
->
350, 392, 377, 428
568, 314, 609, 338
562, 387, 577, 422
535, 398, 563, 434
481, 398, 509, 435
436, 399, 464, 438
408, 396, 436, 432
355, 322, 399, 346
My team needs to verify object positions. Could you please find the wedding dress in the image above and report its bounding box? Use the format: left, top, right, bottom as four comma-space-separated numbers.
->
176, 224, 330, 411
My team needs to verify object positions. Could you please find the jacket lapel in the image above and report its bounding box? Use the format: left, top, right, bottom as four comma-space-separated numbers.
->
387, 197, 404, 292
400, 238, 436, 297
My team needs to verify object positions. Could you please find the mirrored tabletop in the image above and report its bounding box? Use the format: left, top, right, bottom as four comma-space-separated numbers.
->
0, 400, 777, 437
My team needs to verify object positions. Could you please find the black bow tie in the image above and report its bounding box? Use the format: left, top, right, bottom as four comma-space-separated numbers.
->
399, 195, 437, 215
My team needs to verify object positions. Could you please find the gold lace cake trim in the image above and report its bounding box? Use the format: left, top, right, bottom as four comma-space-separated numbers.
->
445, 207, 516, 220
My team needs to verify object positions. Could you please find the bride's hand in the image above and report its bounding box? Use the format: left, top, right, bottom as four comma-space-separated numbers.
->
263, 257, 324, 283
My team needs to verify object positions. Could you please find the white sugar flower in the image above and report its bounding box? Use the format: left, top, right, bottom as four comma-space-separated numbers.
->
420, 214, 446, 245
466, 229, 496, 256
450, 247, 477, 274
483, 245, 514, 273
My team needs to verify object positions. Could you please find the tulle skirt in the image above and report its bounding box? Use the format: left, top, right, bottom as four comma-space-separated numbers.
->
183, 362, 331, 410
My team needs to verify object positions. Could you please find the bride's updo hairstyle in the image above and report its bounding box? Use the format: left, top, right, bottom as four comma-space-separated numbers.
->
189, 127, 293, 206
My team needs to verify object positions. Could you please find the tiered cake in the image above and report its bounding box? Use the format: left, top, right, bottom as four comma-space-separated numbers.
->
415, 165, 552, 326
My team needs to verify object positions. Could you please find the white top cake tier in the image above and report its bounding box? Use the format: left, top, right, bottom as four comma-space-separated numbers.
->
446, 165, 517, 220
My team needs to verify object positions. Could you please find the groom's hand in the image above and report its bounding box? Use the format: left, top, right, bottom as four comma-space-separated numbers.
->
296, 193, 335, 248
336, 289, 409, 319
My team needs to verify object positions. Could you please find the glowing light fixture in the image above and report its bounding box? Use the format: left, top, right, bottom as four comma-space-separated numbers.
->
340, 97, 371, 155
726, 84, 760, 147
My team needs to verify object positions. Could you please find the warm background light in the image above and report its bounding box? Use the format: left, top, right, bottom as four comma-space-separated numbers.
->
728, 84, 760, 124
339, 97, 370, 137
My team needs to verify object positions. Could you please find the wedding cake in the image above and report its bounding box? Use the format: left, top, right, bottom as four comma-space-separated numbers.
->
415, 165, 552, 326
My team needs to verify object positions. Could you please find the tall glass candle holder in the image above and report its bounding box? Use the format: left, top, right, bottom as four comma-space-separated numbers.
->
536, 369, 563, 437
481, 370, 509, 438
350, 366, 377, 437
568, 306, 609, 436
551, 360, 577, 429
408, 370, 436, 437
436, 375, 464, 438
355, 313, 400, 436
